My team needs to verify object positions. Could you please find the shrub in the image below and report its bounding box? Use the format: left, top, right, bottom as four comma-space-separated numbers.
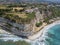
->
36, 22, 42, 27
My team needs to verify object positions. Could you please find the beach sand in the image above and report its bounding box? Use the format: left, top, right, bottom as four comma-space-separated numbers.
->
28, 20, 60, 40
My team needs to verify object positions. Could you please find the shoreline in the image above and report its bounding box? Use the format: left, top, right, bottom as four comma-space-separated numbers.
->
27, 20, 60, 40
0, 20, 60, 42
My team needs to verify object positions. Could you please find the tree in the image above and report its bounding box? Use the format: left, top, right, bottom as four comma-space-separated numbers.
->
36, 22, 42, 27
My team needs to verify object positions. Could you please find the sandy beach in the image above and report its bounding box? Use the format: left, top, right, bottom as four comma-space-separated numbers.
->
28, 20, 60, 40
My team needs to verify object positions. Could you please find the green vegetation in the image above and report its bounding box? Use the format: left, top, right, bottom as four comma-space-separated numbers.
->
47, 6, 60, 19
43, 6, 60, 24
27, 12, 35, 19
19, 12, 35, 24
7, 4, 27, 7
3, 12, 35, 24
0, 4, 60, 24
0, 40, 31, 45
52, 6, 60, 17
0, 5, 35, 24
44, 18, 50, 24
36, 22, 42, 27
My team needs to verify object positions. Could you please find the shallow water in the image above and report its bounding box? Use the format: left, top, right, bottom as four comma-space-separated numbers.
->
0, 24, 60, 45
32, 24, 60, 45
45, 24, 60, 45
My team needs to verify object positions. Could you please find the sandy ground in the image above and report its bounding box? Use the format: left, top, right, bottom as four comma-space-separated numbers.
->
28, 20, 60, 40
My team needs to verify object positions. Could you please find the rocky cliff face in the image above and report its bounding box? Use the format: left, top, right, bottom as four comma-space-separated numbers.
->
0, 5, 53, 38
0, 17, 34, 38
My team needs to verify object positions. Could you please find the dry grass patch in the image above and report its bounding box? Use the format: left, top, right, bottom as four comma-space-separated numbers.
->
6, 12, 27, 18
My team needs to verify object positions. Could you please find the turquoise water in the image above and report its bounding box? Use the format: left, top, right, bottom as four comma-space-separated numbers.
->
32, 24, 60, 45
45, 24, 60, 45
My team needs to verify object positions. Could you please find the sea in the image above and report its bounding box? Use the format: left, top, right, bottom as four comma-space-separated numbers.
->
31, 24, 60, 45
0, 24, 60, 45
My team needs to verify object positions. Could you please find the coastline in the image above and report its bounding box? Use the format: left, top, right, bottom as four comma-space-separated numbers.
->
0, 20, 60, 42
28, 20, 60, 40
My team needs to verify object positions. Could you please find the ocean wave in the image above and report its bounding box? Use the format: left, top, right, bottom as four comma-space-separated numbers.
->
0, 20, 60, 45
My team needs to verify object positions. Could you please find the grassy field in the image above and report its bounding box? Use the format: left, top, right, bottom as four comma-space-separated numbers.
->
0, 5, 35, 24
6, 12, 27, 18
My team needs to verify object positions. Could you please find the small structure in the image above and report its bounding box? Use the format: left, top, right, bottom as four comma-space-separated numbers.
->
25, 9, 34, 13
